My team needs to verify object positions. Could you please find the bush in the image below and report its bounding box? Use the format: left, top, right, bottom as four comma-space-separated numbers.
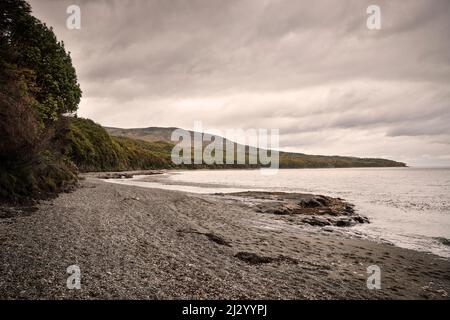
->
0, 0, 81, 203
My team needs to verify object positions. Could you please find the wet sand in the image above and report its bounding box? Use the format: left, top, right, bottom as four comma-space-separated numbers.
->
0, 176, 449, 299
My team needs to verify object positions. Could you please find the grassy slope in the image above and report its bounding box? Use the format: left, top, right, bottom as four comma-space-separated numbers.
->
67, 118, 174, 172
68, 118, 406, 172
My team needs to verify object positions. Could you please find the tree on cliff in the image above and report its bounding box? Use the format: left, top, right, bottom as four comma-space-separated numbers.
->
0, 0, 82, 201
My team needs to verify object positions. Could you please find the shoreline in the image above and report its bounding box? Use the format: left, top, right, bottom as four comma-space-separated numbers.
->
101, 169, 450, 258
0, 176, 449, 299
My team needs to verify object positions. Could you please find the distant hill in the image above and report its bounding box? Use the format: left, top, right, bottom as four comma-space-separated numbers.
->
65, 119, 406, 172
103, 125, 406, 169
104, 127, 179, 143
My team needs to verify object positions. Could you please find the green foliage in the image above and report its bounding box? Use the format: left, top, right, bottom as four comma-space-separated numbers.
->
66, 117, 122, 171
0, 0, 81, 202
0, 66, 78, 201
1, 0, 81, 123
67, 118, 174, 172
0, 153, 77, 202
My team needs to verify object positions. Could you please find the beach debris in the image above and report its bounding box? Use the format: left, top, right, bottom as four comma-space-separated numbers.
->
234, 252, 298, 265
121, 196, 140, 202
177, 229, 232, 247
204, 233, 232, 247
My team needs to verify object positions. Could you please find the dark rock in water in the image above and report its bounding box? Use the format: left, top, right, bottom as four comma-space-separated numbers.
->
353, 216, 369, 224
302, 216, 331, 227
345, 204, 355, 214
336, 219, 353, 227
435, 237, 450, 246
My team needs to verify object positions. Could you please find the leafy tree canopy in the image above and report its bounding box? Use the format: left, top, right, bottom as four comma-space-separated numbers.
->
1, 0, 81, 122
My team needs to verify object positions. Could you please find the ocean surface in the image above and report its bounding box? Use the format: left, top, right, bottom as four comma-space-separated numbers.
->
108, 168, 450, 258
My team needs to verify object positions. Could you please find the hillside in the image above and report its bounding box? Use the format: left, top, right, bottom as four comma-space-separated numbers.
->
104, 126, 179, 143
103, 125, 406, 169
67, 118, 174, 172
68, 119, 261, 172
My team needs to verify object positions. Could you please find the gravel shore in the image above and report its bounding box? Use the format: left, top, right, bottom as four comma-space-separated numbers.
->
1, 176, 449, 299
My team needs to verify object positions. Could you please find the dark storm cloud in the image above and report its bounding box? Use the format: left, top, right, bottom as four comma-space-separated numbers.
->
28, 0, 450, 166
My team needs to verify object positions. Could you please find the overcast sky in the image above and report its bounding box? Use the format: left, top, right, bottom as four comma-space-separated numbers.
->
28, 0, 450, 166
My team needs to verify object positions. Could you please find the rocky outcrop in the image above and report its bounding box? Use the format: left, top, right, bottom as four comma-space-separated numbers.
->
97, 170, 163, 180
221, 191, 369, 227
98, 173, 134, 179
